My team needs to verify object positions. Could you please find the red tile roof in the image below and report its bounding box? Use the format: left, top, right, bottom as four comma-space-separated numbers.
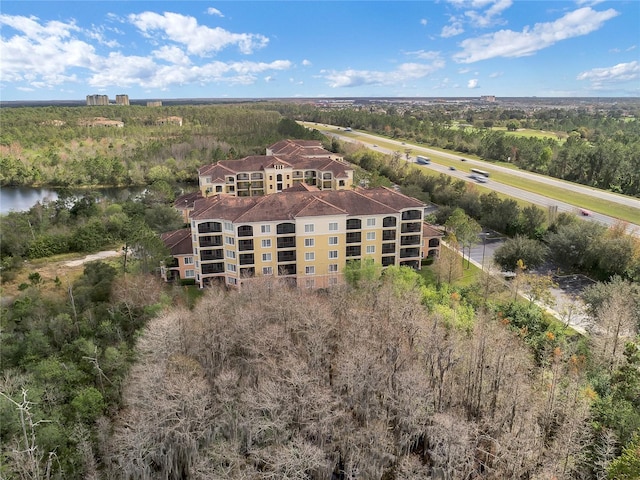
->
198, 154, 351, 179
160, 229, 192, 256
190, 187, 425, 223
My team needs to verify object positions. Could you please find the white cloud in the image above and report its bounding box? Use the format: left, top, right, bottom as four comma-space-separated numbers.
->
577, 61, 639, 89
152, 45, 191, 66
404, 49, 442, 60
88, 53, 292, 89
128, 11, 268, 56
86, 25, 121, 48
453, 7, 619, 63
206, 8, 224, 17
444, 0, 512, 30
0, 13, 291, 92
264, 76, 273, 82
468, 78, 479, 88
489, 71, 503, 78
441, 22, 464, 38
0, 14, 99, 87
464, 0, 512, 27
302, 59, 312, 66
421, 19, 428, 26
321, 61, 445, 88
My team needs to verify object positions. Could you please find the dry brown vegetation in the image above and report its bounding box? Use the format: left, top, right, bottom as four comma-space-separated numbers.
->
100, 275, 593, 480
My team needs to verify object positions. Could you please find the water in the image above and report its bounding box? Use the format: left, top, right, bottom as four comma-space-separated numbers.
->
0, 186, 147, 214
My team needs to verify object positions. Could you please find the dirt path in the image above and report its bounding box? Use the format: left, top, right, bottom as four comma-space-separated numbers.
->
1, 249, 123, 300
63, 249, 122, 267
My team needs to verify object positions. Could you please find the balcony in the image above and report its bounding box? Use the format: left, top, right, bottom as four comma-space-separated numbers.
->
200, 249, 223, 261
346, 245, 361, 257
277, 223, 296, 235
428, 238, 441, 248
202, 262, 224, 274
346, 232, 361, 244
277, 251, 296, 263
383, 216, 397, 228
199, 235, 222, 248
198, 221, 222, 234
401, 222, 422, 234
382, 243, 396, 254
237, 225, 253, 237
346, 219, 361, 230
237, 173, 250, 181
240, 267, 255, 278
239, 253, 255, 266
277, 236, 296, 249
400, 247, 420, 259
382, 256, 395, 267
166, 258, 179, 268
402, 209, 422, 221
382, 230, 396, 241
401, 235, 422, 246
278, 264, 297, 276
238, 239, 254, 251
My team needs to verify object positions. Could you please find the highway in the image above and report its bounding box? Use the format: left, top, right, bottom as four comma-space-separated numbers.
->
306, 123, 640, 235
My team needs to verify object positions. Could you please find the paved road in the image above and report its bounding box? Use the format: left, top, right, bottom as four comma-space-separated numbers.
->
307, 123, 640, 235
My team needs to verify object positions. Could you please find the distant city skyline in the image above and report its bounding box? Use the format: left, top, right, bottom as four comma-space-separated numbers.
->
1, 1, 639, 101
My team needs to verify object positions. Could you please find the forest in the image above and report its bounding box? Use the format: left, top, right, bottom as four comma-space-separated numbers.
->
1, 103, 639, 479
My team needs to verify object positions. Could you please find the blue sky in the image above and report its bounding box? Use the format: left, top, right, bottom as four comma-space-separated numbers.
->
1, 1, 638, 101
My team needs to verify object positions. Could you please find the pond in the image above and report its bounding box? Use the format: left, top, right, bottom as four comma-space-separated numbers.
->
0, 186, 148, 214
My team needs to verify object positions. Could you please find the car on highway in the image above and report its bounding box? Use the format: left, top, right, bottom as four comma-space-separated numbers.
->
449, 166, 456, 171
372, 144, 378, 147
460, 158, 466, 162
580, 209, 591, 216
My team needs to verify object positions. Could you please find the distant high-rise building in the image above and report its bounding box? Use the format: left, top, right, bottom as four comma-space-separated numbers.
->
86, 94, 109, 106
115, 94, 130, 106
480, 95, 496, 102
147, 101, 163, 107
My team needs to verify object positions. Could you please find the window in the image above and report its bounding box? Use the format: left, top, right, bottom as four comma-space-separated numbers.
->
225, 236, 235, 245
227, 264, 237, 272
305, 238, 315, 247
329, 236, 338, 245
304, 223, 315, 233
226, 250, 236, 259
329, 222, 338, 231
366, 245, 376, 254
366, 232, 376, 241
262, 253, 272, 262
329, 250, 338, 259
228, 277, 237, 285
305, 266, 315, 275
261, 239, 272, 248
329, 276, 338, 286
305, 279, 315, 289
367, 218, 376, 227
185, 269, 195, 278
305, 252, 315, 261
263, 266, 273, 275
224, 221, 233, 231
329, 264, 338, 272
184, 256, 194, 265
261, 225, 271, 234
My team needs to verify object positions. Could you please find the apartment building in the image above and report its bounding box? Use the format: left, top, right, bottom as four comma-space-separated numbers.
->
187, 187, 440, 288
197, 139, 353, 197
160, 229, 194, 282
115, 94, 130, 106
86, 94, 109, 106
